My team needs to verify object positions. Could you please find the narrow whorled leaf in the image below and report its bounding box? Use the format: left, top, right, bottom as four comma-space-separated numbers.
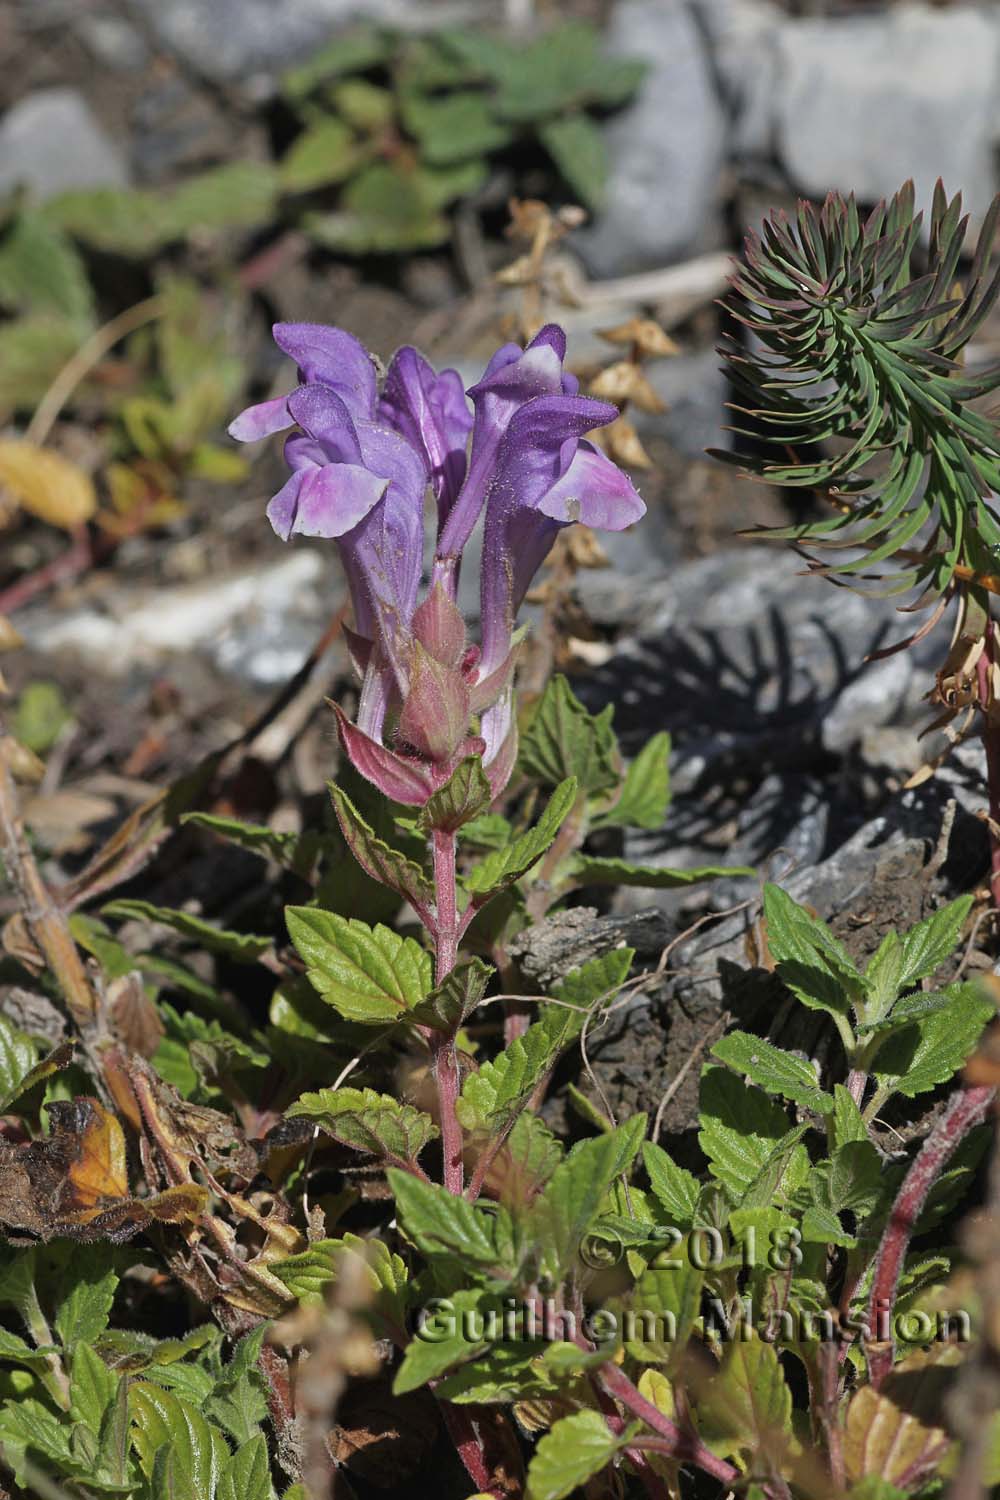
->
330, 781, 434, 911
464, 777, 578, 902
711, 1030, 834, 1113
288, 1086, 438, 1165
285, 907, 432, 1023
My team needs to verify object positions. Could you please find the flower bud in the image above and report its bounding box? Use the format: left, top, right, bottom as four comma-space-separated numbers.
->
411, 582, 467, 668
398, 643, 471, 763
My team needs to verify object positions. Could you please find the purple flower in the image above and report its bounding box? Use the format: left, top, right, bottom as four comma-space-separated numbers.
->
378, 347, 473, 527
228, 322, 377, 440
231, 319, 644, 800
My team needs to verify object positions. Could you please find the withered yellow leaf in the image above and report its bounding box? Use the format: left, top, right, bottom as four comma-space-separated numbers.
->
0, 439, 97, 529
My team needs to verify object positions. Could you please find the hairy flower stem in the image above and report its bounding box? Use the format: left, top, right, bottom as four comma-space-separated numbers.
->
430, 828, 463, 1193
598, 1362, 740, 1489
977, 625, 1000, 910
866, 1083, 996, 1388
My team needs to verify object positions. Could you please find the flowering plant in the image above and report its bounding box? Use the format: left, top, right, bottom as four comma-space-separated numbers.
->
232, 321, 645, 804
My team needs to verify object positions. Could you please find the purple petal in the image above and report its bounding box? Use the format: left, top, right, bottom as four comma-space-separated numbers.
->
288, 384, 363, 465
273, 323, 376, 419
265, 470, 307, 541
378, 348, 472, 521
290, 463, 388, 539
538, 440, 645, 530
229, 394, 293, 442
437, 328, 573, 563
526, 324, 567, 361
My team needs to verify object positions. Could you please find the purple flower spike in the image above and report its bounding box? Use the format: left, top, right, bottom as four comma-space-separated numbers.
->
378, 347, 473, 526
233, 317, 644, 802
433, 324, 591, 593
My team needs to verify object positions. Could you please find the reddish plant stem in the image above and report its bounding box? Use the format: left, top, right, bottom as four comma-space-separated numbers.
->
598, 1361, 740, 1490
976, 624, 1000, 910
431, 828, 459, 983
866, 1083, 996, 1388
438, 1401, 502, 1498
0, 525, 100, 617
430, 827, 464, 1194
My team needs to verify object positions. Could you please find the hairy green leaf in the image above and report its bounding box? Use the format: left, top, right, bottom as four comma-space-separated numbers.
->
330, 781, 434, 910
518, 675, 619, 797
593, 731, 671, 830
532, 1118, 646, 1281
712, 1030, 834, 1113
407, 956, 493, 1032
103, 897, 270, 961
872, 983, 994, 1099
526, 1408, 627, 1500
698, 1065, 791, 1197
641, 1140, 700, 1225
288, 1086, 438, 1164
388, 1169, 513, 1270
464, 777, 578, 901
286, 907, 431, 1023
764, 883, 863, 1017
419, 755, 492, 833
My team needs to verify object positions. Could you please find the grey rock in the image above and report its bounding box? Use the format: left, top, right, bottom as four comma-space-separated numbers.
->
821, 650, 916, 756
576, 0, 727, 276
594, 546, 943, 760
672, 774, 986, 1016
0, 88, 130, 200
508, 906, 672, 993
125, 0, 454, 85
695, 0, 781, 160
638, 348, 731, 457
772, 4, 1000, 218
75, 13, 149, 69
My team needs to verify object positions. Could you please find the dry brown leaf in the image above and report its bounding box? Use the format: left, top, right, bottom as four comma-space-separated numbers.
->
599, 317, 680, 357
0, 616, 23, 652
0, 439, 97, 530
0, 737, 45, 785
